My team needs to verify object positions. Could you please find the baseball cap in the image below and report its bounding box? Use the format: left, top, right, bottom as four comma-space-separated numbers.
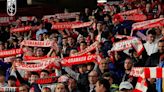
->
119, 81, 133, 90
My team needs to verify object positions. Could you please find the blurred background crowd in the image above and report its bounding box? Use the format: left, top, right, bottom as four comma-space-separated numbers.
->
0, 0, 164, 92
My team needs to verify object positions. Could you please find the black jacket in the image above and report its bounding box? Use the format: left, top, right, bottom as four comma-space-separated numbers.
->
145, 52, 163, 67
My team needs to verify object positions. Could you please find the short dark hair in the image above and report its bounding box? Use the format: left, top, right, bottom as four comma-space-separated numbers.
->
80, 41, 87, 45
31, 72, 39, 77
98, 78, 110, 92
8, 75, 17, 81
41, 70, 50, 75
147, 29, 156, 35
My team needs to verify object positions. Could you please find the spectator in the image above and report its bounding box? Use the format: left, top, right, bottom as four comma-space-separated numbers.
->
102, 72, 119, 92
144, 29, 158, 56
64, 64, 89, 92
95, 78, 110, 92
42, 87, 51, 92
121, 57, 137, 87
40, 70, 50, 78
88, 70, 98, 92
145, 38, 164, 67
0, 0, 164, 92
54, 83, 68, 92
67, 36, 76, 49
0, 41, 4, 51
7, 75, 17, 87
36, 24, 48, 41
155, 27, 163, 42
0, 70, 7, 87
19, 84, 30, 92
94, 58, 110, 76
67, 78, 80, 92
35, 48, 45, 57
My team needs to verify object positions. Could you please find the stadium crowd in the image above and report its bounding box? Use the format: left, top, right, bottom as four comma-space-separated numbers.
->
0, 0, 164, 92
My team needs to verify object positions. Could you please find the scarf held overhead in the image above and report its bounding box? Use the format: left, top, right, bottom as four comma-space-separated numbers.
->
21, 40, 54, 47
111, 37, 144, 55
132, 18, 164, 30
51, 21, 92, 30
61, 54, 98, 66
73, 41, 99, 56
0, 48, 23, 58
16, 58, 60, 71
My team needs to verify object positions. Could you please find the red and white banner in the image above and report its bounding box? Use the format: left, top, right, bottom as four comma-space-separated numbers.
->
73, 41, 99, 56
111, 39, 133, 51
51, 22, 81, 29
133, 77, 148, 92
0, 49, 23, 58
15, 62, 51, 71
132, 18, 164, 30
129, 67, 164, 92
131, 38, 144, 56
123, 14, 147, 22
10, 26, 32, 33
131, 67, 164, 92
43, 12, 80, 20
23, 57, 58, 63
118, 9, 140, 15
36, 77, 58, 84
21, 40, 54, 47
113, 14, 147, 22
55, 12, 80, 19
51, 21, 92, 29
130, 67, 144, 77
113, 9, 147, 22
0, 87, 18, 92
61, 54, 97, 66
111, 37, 144, 55
131, 67, 164, 78
24, 56, 48, 60
72, 21, 93, 29
19, 16, 35, 21
0, 14, 15, 26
